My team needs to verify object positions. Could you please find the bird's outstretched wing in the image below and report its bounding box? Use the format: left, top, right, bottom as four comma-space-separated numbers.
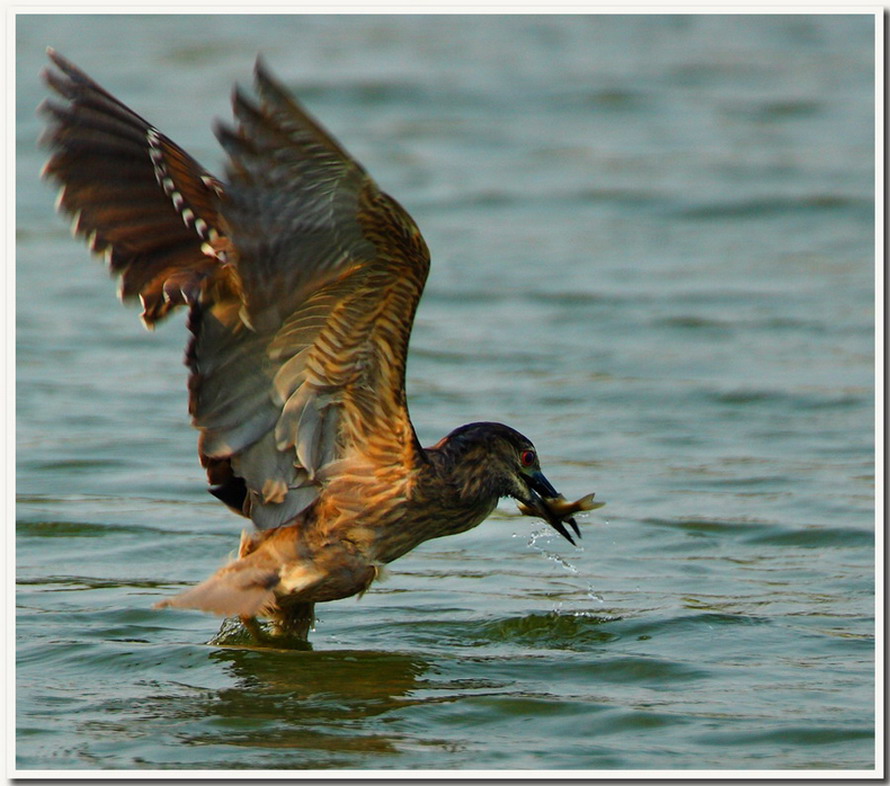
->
42, 52, 431, 532
40, 48, 227, 326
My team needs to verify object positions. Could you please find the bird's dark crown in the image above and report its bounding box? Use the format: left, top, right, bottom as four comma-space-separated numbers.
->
424, 421, 538, 503
438, 422, 535, 458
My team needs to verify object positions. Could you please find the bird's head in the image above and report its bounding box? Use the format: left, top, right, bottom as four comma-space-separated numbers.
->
435, 422, 597, 545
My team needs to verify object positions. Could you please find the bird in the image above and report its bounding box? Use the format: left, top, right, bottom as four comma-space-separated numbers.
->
39, 49, 604, 642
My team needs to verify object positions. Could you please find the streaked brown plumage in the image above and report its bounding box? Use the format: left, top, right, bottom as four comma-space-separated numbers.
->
40, 50, 604, 642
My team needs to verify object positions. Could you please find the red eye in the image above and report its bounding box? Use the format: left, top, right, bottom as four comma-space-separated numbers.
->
520, 450, 536, 468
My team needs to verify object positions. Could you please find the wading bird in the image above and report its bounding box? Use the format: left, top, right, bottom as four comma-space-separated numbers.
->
40, 50, 603, 641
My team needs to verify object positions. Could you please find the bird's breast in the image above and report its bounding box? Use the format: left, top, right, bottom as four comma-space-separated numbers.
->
361, 495, 499, 565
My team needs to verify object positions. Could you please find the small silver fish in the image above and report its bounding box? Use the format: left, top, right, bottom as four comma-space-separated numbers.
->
517, 492, 605, 545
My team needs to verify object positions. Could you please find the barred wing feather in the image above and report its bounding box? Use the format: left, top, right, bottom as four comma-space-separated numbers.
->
42, 52, 431, 534
40, 49, 226, 326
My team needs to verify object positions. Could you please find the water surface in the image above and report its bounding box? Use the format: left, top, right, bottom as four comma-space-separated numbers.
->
15, 13, 876, 773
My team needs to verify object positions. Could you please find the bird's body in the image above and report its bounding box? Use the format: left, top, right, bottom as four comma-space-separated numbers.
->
40, 51, 603, 641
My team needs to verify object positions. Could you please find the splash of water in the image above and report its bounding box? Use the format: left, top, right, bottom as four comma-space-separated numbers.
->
515, 525, 609, 614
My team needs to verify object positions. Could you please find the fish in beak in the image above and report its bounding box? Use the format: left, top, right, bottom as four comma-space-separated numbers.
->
518, 470, 605, 546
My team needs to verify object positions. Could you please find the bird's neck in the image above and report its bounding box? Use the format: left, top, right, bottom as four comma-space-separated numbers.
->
416, 444, 503, 531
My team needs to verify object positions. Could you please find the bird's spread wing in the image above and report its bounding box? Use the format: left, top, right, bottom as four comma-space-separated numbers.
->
40, 49, 228, 326
193, 58, 431, 529
42, 52, 431, 531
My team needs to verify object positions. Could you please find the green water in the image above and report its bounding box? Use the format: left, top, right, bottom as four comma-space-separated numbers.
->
15, 13, 876, 773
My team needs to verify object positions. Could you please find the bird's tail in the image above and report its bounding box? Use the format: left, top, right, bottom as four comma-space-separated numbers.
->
155, 560, 280, 618
155, 529, 322, 618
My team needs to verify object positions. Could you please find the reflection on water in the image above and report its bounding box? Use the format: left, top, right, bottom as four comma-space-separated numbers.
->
62, 644, 436, 767
190, 648, 430, 761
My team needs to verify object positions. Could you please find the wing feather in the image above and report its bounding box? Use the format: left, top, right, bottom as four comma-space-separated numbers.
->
193, 59, 430, 529
40, 48, 227, 327
43, 52, 431, 536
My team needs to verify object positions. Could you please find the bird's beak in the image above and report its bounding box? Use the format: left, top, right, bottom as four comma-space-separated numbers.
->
522, 470, 583, 546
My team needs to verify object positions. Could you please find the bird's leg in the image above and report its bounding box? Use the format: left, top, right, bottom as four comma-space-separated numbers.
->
239, 614, 270, 644
236, 604, 315, 647
271, 602, 315, 642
